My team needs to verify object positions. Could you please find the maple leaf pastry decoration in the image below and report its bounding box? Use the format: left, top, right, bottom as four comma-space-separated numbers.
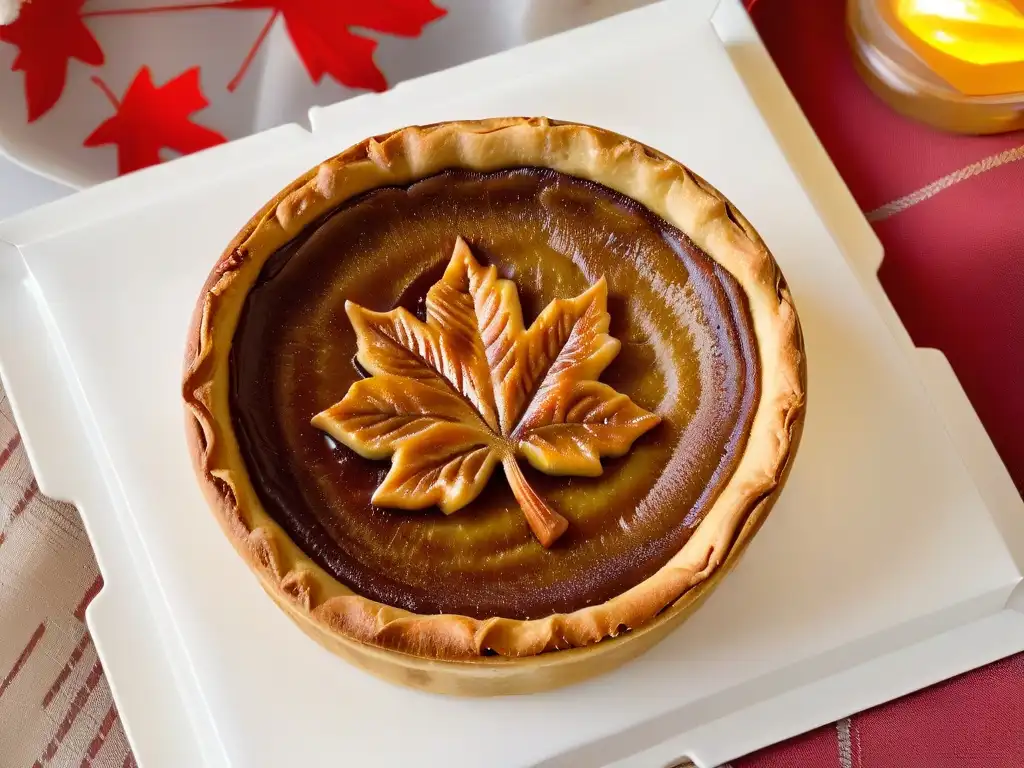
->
311, 238, 662, 548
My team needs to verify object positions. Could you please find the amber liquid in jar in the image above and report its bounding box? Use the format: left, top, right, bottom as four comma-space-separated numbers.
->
847, 0, 1024, 134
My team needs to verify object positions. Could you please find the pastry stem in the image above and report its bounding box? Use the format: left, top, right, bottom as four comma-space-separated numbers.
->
502, 457, 568, 548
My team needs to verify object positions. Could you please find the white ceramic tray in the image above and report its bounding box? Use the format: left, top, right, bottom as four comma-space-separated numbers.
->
1, 2, 1022, 767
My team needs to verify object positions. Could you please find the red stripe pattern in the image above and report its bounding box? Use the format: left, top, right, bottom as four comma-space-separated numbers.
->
8, 477, 38, 520
33, 659, 104, 767
0, 432, 21, 471
0, 622, 45, 700
1, 478, 39, 550
0, 391, 131, 764
42, 631, 93, 708
74, 575, 104, 623
81, 704, 119, 767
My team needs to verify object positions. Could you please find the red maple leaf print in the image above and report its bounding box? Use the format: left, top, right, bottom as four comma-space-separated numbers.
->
225, 0, 447, 92
84, 67, 227, 176
0, 0, 103, 122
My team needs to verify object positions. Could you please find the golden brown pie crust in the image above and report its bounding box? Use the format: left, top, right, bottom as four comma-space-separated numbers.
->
182, 117, 806, 693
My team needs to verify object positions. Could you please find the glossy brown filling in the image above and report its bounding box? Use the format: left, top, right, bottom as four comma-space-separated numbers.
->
231, 168, 759, 620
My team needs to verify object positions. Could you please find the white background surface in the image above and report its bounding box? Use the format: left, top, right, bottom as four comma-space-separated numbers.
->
0, 2, 1022, 768
0, 158, 70, 219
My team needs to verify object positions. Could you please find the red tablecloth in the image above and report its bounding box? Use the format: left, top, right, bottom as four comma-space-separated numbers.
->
0, 1, 1021, 766
734, 0, 1024, 765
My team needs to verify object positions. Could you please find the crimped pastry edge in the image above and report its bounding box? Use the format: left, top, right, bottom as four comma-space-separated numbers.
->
182, 117, 806, 669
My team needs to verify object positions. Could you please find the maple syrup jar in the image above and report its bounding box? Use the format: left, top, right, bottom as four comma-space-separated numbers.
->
183, 118, 806, 695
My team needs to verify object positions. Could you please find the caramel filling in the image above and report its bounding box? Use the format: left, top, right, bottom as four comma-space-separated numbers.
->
231, 168, 759, 620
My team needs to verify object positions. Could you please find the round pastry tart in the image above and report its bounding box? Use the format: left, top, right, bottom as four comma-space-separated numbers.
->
183, 118, 805, 695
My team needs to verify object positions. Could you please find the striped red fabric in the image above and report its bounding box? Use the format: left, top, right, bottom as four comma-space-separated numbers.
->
81, 705, 119, 768
0, 391, 130, 768
0, 432, 21, 470
74, 577, 104, 625
43, 633, 93, 709
0, 623, 45, 701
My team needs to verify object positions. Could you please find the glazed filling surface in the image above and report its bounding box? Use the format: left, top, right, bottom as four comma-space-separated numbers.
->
231, 168, 759, 620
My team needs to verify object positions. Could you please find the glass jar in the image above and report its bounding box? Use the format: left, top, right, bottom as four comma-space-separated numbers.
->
847, 0, 1024, 134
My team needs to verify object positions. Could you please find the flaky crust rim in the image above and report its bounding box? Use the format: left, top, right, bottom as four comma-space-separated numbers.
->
182, 117, 806, 663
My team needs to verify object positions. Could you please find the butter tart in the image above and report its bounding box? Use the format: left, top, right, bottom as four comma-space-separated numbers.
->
183, 118, 805, 695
